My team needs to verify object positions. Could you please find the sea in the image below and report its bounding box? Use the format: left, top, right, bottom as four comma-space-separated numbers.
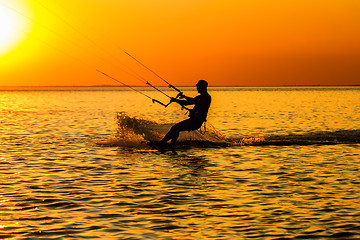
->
0, 86, 359, 240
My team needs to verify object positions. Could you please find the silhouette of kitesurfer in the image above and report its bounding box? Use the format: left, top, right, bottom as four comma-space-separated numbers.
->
152, 80, 211, 149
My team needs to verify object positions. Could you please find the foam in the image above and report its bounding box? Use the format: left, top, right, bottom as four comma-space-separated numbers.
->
96, 112, 227, 148
96, 112, 360, 148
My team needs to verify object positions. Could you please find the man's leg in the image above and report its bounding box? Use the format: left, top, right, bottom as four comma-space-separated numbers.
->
160, 119, 192, 145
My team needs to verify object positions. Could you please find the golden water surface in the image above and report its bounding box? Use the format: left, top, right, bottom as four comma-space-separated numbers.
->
0, 87, 359, 239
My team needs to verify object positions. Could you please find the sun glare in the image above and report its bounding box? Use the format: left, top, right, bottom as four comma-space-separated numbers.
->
0, 0, 33, 57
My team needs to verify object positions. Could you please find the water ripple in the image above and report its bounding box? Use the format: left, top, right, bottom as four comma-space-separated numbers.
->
1, 88, 360, 239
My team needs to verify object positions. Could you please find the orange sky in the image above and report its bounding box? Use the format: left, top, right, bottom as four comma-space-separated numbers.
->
1, 0, 360, 86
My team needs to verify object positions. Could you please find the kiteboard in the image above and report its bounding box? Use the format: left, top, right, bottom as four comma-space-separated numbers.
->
146, 141, 177, 154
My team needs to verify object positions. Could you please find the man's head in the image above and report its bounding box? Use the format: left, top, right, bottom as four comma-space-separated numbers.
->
196, 80, 208, 93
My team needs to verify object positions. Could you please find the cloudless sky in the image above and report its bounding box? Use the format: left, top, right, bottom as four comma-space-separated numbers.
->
1, 0, 360, 86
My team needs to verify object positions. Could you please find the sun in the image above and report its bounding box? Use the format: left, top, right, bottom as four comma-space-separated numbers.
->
0, 0, 33, 57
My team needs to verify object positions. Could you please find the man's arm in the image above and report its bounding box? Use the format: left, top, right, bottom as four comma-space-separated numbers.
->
171, 96, 195, 106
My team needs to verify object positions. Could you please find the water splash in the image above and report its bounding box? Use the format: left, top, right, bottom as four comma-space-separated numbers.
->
96, 112, 360, 149
96, 112, 227, 148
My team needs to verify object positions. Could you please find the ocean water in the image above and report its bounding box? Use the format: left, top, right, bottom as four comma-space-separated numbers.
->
0, 86, 359, 240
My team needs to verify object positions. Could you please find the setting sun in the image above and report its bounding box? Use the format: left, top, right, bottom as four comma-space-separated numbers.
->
0, 0, 33, 57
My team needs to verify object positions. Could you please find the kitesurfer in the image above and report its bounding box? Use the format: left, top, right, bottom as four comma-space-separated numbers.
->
152, 80, 211, 149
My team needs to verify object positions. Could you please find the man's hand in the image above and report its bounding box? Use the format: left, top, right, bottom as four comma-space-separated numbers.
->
176, 92, 186, 99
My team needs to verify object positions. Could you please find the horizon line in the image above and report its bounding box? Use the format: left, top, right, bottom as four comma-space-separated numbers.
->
0, 85, 359, 88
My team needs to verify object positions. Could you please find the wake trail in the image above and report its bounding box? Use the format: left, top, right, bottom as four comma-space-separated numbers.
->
95, 112, 360, 149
